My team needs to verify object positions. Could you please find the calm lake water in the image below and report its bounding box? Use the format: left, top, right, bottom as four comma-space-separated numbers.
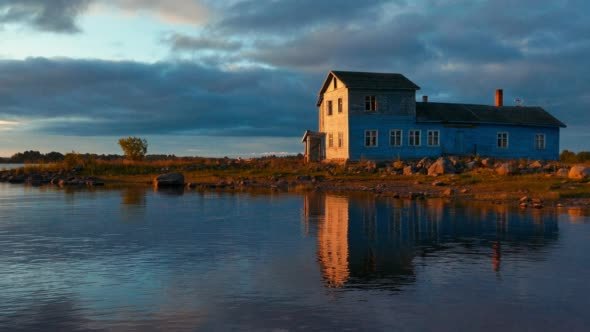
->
0, 183, 589, 331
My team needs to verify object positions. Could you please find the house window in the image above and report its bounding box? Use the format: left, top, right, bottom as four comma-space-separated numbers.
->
333, 78, 338, 89
365, 96, 377, 112
337, 98, 343, 113
390, 130, 402, 147
328, 133, 334, 148
365, 130, 378, 147
409, 130, 421, 146
535, 133, 546, 150
327, 100, 333, 116
338, 132, 343, 148
497, 132, 509, 148
427, 130, 440, 146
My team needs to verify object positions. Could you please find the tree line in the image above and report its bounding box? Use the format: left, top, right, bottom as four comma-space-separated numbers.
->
559, 150, 590, 163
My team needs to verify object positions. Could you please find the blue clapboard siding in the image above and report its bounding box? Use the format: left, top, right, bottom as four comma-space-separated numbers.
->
348, 113, 560, 160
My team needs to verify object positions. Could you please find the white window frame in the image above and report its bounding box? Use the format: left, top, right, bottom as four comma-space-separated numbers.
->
327, 100, 333, 116
427, 130, 440, 147
497, 132, 509, 149
409, 129, 421, 147
365, 130, 378, 147
535, 133, 546, 150
338, 132, 343, 148
389, 129, 403, 147
328, 132, 334, 148
365, 96, 377, 112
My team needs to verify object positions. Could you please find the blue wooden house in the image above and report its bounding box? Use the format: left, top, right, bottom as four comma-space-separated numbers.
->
302, 71, 566, 162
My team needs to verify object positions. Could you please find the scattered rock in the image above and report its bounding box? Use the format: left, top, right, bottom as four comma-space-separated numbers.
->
26, 174, 43, 185
481, 158, 493, 168
8, 175, 25, 184
153, 173, 185, 187
568, 165, 590, 180
529, 160, 543, 169
495, 163, 516, 176
555, 168, 569, 177
465, 161, 479, 170
432, 180, 446, 187
392, 161, 405, 170
427, 157, 456, 176
443, 188, 455, 197
403, 166, 415, 176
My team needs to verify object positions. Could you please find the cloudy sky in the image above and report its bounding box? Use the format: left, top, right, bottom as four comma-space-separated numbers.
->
0, 0, 588, 156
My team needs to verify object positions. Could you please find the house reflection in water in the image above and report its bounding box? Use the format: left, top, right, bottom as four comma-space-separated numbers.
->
303, 193, 559, 289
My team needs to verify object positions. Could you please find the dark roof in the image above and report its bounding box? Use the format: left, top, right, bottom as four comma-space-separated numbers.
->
331, 71, 420, 90
416, 102, 566, 128
317, 70, 420, 106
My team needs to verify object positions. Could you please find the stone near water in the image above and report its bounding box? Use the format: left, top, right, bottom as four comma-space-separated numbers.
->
154, 173, 185, 187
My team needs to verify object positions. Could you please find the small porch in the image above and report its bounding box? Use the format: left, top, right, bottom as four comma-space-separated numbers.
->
302, 130, 325, 163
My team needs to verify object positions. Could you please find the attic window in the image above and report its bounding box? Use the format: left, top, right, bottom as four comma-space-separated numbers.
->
333, 78, 338, 89
365, 96, 377, 112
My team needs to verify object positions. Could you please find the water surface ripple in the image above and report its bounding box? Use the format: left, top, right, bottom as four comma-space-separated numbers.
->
0, 184, 589, 331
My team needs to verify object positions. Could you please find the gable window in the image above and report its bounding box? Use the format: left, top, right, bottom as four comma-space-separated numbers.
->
365, 96, 377, 112
535, 133, 546, 150
409, 130, 421, 146
390, 130, 402, 147
327, 100, 333, 116
497, 132, 509, 148
365, 130, 378, 147
333, 78, 338, 89
328, 133, 334, 148
337, 98, 343, 113
338, 132, 343, 148
427, 130, 440, 146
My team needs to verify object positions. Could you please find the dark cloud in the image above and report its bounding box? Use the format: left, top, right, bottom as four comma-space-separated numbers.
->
162, 33, 243, 52
0, 57, 318, 137
0, 0, 91, 33
216, 0, 394, 34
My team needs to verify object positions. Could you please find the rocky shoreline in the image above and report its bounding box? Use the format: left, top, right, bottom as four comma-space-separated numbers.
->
2, 156, 590, 210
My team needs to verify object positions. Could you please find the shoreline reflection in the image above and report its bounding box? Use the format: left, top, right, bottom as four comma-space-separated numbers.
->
304, 193, 560, 289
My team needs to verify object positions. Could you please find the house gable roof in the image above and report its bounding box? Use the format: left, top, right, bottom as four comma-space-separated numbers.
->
416, 102, 566, 128
317, 70, 420, 106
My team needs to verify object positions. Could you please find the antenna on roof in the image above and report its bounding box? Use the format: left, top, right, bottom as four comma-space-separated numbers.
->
515, 98, 524, 107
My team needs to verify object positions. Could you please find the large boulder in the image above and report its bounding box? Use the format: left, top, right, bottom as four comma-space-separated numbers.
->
427, 157, 455, 176
568, 165, 590, 180
495, 163, 516, 176
154, 173, 185, 187
555, 168, 569, 177
529, 160, 543, 169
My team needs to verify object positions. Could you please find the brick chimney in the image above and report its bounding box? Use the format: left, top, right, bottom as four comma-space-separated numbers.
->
422, 95, 428, 103
495, 89, 503, 107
